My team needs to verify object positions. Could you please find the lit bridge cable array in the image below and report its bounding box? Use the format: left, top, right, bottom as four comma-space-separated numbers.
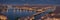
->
5, 7, 37, 20
7, 6, 56, 15
1, 5, 56, 20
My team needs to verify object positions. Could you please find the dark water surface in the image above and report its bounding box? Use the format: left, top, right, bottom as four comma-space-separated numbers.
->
2, 8, 53, 20
3, 9, 36, 20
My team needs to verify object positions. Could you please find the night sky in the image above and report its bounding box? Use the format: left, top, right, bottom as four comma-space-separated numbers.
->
0, 0, 59, 5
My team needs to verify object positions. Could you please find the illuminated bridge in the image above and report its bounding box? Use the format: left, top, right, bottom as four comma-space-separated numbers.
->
1, 5, 56, 20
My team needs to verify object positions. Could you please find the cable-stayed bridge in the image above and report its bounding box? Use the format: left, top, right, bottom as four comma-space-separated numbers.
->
0, 5, 56, 20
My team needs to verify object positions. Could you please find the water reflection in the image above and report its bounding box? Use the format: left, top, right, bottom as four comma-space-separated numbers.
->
3, 8, 36, 20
